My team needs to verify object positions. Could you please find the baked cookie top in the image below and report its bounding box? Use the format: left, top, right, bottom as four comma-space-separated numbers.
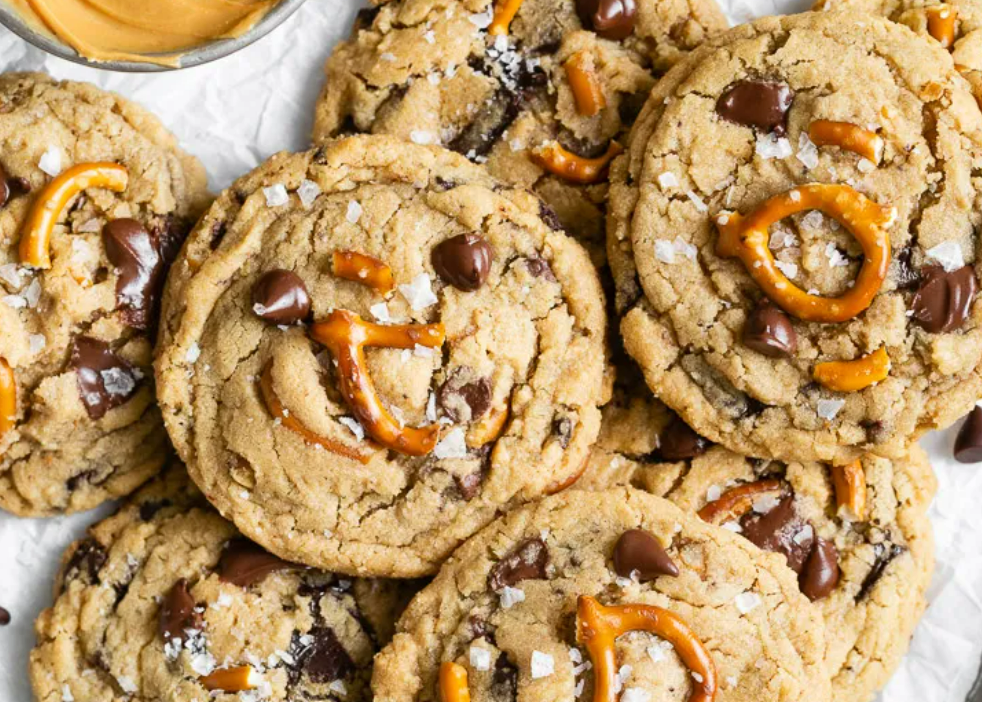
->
608, 12, 982, 463
0, 72, 209, 516
155, 135, 607, 578
30, 466, 415, 702
313, 0, 728, 262
371, 487, 831, 702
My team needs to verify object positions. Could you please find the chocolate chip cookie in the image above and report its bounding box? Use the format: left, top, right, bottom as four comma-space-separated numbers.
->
155, 135, 607, 577
0, 72, 209, 516
608, 12, 982, 463
30, 465, 417, 702
371, 487, 832, 702
312, 0, 728, 263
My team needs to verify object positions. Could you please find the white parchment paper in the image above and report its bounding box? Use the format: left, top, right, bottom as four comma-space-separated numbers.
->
1, 1, 981, 701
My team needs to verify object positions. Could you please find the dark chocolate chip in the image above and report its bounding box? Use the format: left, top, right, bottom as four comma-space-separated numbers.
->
159, 579, 202, 642
716, 80, 794, 134
910, 265, 977, 333
70, 336, 140, 420
0, 164, 29, 209
63, 538, 107, 586
538, 201, 565, 232
491, 654, 519, 700
209, 220, 228, 250
432, 233, 494, 292
856, 543, 905, 600
103, 218, 162, 330
800, 536, 839, 601
290, 626, 355, 684
740, 495, 814, 573
525, 255, 556, 281
252, 269, 311, 325
893, 245, 920, 291
139, 499, 172, 522
218, 539, 293, 587
743, 299, 797, 357
449, 88, 523, 159
455, 469, 485, 500
0, 606, 10, 626
438, 370, 492, 423
488, 537, 549, 591
658, 416, 711, 461
954, 406, 982, 463
613, 529, 679, 581
552, 416, 573, 449
575, 0, 637, 39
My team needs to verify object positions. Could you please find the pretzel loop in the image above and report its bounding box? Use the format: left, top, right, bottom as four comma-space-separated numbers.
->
310, 310, 446, 456
813, 347, 891, 392
831, 459, 867, 520
332, 250, 395, 293
926, 4, 958, 48
19, 163, 129, 269
577, 595, 718, 702
808, 121, 884, 163
439, 661, 472, 702
531, 141, 623, 184
566, 51, 606, 117
716, 184, 895, 323
697, 479, 785, 524
0, 357, 15, 450
199, 665, 260, 692
489, 0, 524, 35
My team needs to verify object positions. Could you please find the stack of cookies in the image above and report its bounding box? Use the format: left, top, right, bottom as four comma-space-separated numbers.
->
4, 0, 981, 699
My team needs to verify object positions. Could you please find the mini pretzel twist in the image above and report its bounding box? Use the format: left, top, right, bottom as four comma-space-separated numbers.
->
259, 363, 373, 464
577, 595, 718, 702
808, 121, 884, 164
199, 665, 261, 692
565, 51, 606, 117
831, 459, 867, 520
439, 661, 472, 702
332, 250, 395, 293
531, 141, 623, 184
0, 357, 15, 451
310, 309, 446, 456
716, 184, 895, 323
489, 0, 524, 34
697, 479, 786, 524
19, 163, 129, 269
812, 347, 891, 392
926, 4, 958, 48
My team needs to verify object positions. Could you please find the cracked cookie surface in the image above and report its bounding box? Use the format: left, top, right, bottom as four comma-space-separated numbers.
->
608, 12, 982, 462
155, 135, 607, 578
30, 465, 417, 702
371, 487, 831, 702
313, 0, 728, 263
0, 72, 209, 516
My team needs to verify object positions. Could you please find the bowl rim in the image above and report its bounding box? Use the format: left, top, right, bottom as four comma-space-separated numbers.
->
0, 0, 307, 72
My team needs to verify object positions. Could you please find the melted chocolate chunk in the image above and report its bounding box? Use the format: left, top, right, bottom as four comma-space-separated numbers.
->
658, 416, 711, 461
716, 80, 794, 134
450, 88, 523, 158
438, 370, 492, 423
856, 544, 905, 600
218, 539, 293, 587
455, 469, 486, 500
743, 299, 797, 357
955, 406, 982, 463
71, 337, 140, 420
740, 495, 814, 573
491, 654, 519, 701
538, 202, 565, 232
0, 606, 10, 626
432, 233, 494, 292
576, 0, 637, 39
103, 219, 163, 330
63, 538, 107, 586
159, 579, 202, 642
892, 245, 920, 291
488, 537, 549, 591
252, 269, 312, 325
0, 164, 29, 209
552, 416, 573, 449
613, 529, 679, 581
139, 499, 172, 521
290, 626, 355, 684
910, 265, 977, 333
800, 537, 839, 601
525, 255, 556, 281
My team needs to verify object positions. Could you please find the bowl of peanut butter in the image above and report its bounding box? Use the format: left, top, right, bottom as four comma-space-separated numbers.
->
0, 0, 306, 71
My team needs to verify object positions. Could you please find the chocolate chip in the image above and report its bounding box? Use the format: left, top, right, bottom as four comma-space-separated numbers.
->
449, 88, 522, 159
455, 470, 485, 500
0, 606, 10, 626
139, 499, 172, 521
538, 202, 565, 232
954, 406, 982, 463
613, 529, 679, 581
0, 164, 29, 209
552, 416, 573, 449
159, 579, 202, 642
576, 0, 637, 39
491, 654, 518, 700
856, 543, 905, 600
488, 537, 549, 591
740, 495, 814, 573
252, 269, 311, 325
911, 265, 977, 333
438, 370, 492, 423
102, 219, 163, 330
892, 245, 920, 291
432, 233, 494, 292
290, 626, 354, 684
658, 416, 711, 461
218, 539, 293, 587
71, 336, 140, 420
63, 538, 107, 586
525, 255, 556, 281
716, 80, 794, 134
800, 537, 839, 601
743, 299, 797, 357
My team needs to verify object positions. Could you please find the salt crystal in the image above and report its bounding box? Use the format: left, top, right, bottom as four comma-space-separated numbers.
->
755, 133, 792, 160
329, 679, 347, 694
796, 133, 819, 169
410, 130, 435, 145
793, 524, 814, 545
657, 171, 679, 189
499, 585, 525, 609
825, 243, 849, 268
346, 200, 363, 224
470, 646, 492, 671
752, 494, 781, 514
775, 260, 798, 279
655, 239, 676, 264
722, 521, 743, 533
434, 427, 467, 459
621, 688, 650, 702
186, 343, 201, 364
801, 210, 824, 230
398, 273, 439, 311
0, 264, 22, 288
817, 398, 845, 420
925, 242, 964, 272
101, 368, 136, 397
263, 184, 290, 207
3, 294, 26, 309
24, 278, 41, 308
61, 685, 74, 702
469, 8, 493, 28
706, 485, 723, 502
339, 417, 366, 441
530, 651, 554, 679
39, 147, 62, 176
116, 675, 138, 693
413, 344, 436, 358
297, 179, 321, 208
424, 30, 436, 43
686, 190, 708, 212
734, 591, 761, 614
370, 302, 393, 323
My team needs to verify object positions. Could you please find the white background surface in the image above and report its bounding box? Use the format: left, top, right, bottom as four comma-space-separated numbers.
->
1, 1, 981, 701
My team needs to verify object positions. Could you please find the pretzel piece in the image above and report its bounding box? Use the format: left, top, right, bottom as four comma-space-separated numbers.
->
200, 665, 261, 692
697, 479, 786, 524
926, 4, 958, 48
577, 596, 717, 702
565, 51, 606, 117
439, 661, 472, 702
531, 141, 623, 184
812, 347, 890, 392
259, 364, 373, 464
332, 250, 394, 293
489, 0, 524, 35
19, 163, 129, 269
716, 184, 895, 323
808, 121, 884, 164
831, 459, 867, 520
310, 310, 446, 456
0, 358, 15, 449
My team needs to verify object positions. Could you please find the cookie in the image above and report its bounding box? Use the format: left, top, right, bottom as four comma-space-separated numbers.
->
155, 135, 607, 577
608, 12, 982, 463
371, 487, 832, 702
0, 72, 210, 516
312, 0, 728, 263
30, 465, 418, 702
